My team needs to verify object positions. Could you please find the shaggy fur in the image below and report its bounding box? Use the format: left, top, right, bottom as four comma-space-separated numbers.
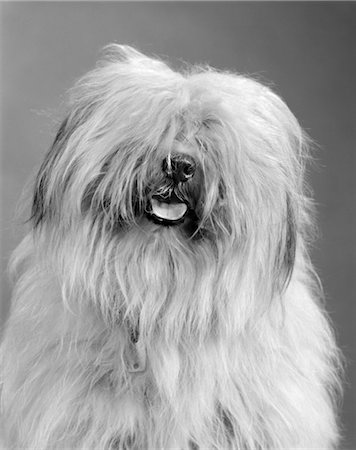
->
0, 45, 342, 449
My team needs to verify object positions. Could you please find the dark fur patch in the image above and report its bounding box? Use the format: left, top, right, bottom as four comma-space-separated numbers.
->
277, 194, 297, 291
109, 433, 137, 450
220, 407, 234, 439
284, 195, 297, 276
30, 118, 70, 226
189, 440, 199, 450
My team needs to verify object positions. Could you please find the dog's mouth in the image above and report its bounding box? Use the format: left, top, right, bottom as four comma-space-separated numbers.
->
147, 192, 190, 226
144, 153, 201, 227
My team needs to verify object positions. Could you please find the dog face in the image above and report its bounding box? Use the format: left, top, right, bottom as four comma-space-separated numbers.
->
29, 45, 309, 334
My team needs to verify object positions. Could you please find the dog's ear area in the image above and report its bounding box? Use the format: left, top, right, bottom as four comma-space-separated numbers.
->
30, 117, 71, 227
274, 193, 297, 293
253, 84, 312, 292
283, 194, 297, 287
30, 92, 100, 227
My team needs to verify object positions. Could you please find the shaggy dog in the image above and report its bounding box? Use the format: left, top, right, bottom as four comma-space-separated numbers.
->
0, 45, 341, 449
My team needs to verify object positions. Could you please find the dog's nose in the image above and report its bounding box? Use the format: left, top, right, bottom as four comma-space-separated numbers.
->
162, 154, 196, 183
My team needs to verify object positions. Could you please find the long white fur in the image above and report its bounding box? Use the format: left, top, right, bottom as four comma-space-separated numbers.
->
0, 45, 342, 449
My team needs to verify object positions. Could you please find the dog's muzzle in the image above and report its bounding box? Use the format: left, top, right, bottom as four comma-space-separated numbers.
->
147, 154, 197, 226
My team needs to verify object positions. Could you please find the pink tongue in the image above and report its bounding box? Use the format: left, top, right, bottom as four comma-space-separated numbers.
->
151, 199, 187, 221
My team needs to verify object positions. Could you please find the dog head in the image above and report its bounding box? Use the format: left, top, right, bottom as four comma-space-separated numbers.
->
30, 45, 311, 336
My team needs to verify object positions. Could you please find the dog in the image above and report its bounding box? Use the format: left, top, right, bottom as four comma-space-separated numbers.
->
0, 45, 342, 449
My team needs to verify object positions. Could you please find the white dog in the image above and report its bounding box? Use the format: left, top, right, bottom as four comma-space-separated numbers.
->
0, 45, 342, 449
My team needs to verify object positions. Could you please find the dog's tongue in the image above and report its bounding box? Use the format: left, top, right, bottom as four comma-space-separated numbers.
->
151, 199, 187, 221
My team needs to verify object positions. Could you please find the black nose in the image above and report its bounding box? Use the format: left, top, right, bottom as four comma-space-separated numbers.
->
162, 154, 196, 183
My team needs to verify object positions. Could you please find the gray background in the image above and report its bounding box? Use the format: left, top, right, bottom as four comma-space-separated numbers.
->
1, 2, 355, 448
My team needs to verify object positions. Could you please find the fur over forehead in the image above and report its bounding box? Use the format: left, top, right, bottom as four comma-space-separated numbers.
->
63, 44, 305, 168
